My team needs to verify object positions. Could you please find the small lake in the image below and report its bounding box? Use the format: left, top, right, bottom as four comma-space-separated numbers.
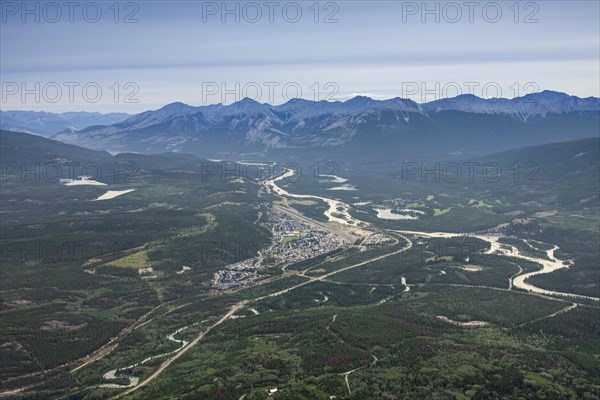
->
374, 208, 420, 220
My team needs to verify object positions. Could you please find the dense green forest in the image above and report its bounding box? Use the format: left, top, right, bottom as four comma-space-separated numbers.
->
1, 131, 598, 399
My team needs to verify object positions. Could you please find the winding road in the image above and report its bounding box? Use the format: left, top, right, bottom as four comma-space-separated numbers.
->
92, 168, 595, 397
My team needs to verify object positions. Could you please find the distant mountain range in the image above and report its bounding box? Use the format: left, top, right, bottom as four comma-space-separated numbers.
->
4, 91, 599, 159
0, 110, 132, 136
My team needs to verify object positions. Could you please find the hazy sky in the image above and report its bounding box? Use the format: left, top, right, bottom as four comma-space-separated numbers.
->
1, 0, 599, 112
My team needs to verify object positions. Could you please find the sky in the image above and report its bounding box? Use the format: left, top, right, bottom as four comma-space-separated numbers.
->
1, 0, 599, 112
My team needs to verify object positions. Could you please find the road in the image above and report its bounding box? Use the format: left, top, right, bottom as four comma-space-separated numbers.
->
253, 235, 411, 302
98, 168, 591, 397
114, 235, 411, 397
72, 304, 164, 373
107, 173, 412, 397
118, 301, 247, 397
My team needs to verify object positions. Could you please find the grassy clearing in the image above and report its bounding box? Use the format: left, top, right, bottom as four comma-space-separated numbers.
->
280, 236, 299, 245
468, 199, 494, 208
108, 250, 151, 270
434, 207, 452, 216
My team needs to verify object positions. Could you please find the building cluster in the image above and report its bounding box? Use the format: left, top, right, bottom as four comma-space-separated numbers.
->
211, 268, 264, 290
266, 211, 347, 263
212, 210, 347, 290
361, 233, 395, 248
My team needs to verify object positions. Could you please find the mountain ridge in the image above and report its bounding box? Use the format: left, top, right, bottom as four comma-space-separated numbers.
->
5, 90, 599, 159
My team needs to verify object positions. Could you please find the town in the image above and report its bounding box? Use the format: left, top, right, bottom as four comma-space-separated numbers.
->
212, 210, 348, 290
